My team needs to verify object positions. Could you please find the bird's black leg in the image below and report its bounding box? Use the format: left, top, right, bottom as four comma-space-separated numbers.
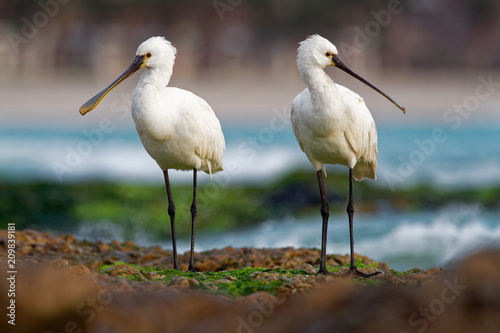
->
163, 170, 179, 270
347, 168, 356, 270
346, 168, 381, 278
187, 168, 198, 272
316, 169, 330, 274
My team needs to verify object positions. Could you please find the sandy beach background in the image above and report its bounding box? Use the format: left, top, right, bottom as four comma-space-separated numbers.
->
3, 68, 500, 125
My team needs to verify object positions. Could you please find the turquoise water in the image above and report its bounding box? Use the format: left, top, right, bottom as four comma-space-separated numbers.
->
2, 122, 500, 188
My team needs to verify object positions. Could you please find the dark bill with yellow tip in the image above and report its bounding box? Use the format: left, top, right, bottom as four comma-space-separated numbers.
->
79, 55, 146, 115
331, 54, 406, 114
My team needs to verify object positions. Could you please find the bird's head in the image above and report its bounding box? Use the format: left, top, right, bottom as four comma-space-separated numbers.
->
297, 34, 405, 114
79, 36, 176, 115
136, 36, 177, 70
298, 34, 338, 69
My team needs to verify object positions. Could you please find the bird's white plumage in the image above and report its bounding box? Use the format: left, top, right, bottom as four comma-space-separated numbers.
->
79, 36, 225, 271
291, 35, 377, 181
131, 37, 225, 176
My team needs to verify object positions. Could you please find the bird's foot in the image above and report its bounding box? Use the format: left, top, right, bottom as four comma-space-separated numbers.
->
317, 266, 332, 275
336, 266, 382, 279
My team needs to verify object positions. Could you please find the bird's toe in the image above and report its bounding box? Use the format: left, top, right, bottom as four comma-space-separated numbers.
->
335, 266, 383, 279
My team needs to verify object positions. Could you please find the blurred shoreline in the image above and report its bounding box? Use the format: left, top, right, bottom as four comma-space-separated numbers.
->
2, 69, 500, 126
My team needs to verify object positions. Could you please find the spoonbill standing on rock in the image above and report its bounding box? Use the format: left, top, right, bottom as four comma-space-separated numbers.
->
79, 36, 225, 272
291, 35, 405, 277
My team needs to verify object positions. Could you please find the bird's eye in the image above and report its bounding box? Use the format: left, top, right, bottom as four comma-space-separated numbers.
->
325, 52, 331, 57
146, 52, 152, 58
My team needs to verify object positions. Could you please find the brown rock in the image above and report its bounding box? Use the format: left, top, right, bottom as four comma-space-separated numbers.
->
147, 271, 166, 280
16, 230, 36, 245
235, 291, 282, 309
102, 264, 147, 281
123, 240, 137, 249
140, 245, 164, 261
68, 265, 92, 277
250, 271, 270, 280
210, 278, 233, 284
188, 278, 199, 287
170, 276, 190, 287
455, 249, 500, 284
58, 242, 74, 254
17, 245, 33, 256
315, 274, 334, 283
223, 275, 238, 281
297, 263, 316, 274
21, 259, 39, 266
96, 240, 111, 252
43, 259, 69, 270
63, 234, 77, 243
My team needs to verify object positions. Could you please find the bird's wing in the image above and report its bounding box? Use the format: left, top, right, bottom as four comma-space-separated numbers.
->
291, 89, 310, 153
183, 93, 225, 174
338, 85, 377, 179
291, 107, 305, 153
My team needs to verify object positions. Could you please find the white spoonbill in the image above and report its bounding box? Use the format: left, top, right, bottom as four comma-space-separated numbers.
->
79, 36, 225, 272
291, 35, 405, 276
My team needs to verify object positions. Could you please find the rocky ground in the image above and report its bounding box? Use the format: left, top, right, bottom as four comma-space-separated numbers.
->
1, 229, 500, 333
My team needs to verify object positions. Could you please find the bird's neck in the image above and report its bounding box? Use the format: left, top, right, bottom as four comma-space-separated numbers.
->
133, 67, 172, 109
137, 67, 172, 92
300, 67, 339, 109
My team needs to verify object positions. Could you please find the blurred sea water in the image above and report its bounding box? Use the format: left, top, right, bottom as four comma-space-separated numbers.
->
2, 122, 500, 187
